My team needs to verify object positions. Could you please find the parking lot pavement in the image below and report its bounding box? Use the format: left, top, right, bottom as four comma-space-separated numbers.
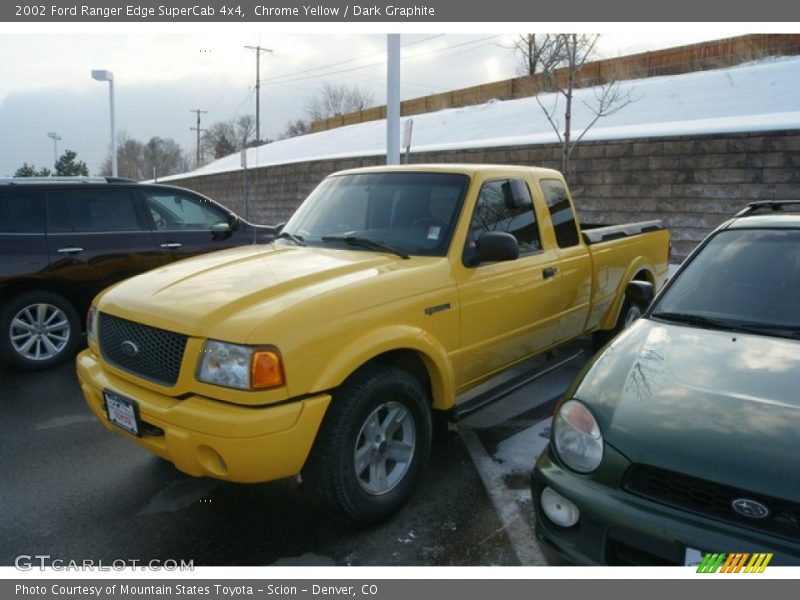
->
0, 340, 588, 567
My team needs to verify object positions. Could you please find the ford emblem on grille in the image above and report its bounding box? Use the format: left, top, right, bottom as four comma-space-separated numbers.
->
120, 340, 140, 357
732, 498, 770, 519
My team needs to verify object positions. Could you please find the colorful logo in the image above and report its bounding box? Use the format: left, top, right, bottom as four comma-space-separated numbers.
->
696, 552, 773, 573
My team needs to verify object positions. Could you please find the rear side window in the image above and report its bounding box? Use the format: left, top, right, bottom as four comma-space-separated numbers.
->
47, 190, 144, 232
469, 179, 541, 255
540, 179, 580, 248
0, 191, 45, 234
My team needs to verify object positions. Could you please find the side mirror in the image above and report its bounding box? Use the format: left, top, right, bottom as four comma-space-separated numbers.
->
476, 231, 519, 263
626, 280, 655, 306
227, 213, 241, 230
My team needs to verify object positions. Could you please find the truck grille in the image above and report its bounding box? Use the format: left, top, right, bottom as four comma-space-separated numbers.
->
98, 313, 187, 386
624, 464, 800, 543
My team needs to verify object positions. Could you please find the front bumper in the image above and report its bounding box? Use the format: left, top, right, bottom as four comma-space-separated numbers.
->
532, 446, 800, 566
77, 349, 331, 483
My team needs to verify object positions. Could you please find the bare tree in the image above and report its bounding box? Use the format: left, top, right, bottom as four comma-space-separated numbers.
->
235, 114, 257, 147
533, 34, 638, 177
512, 34, 568, 76
279, 118, 310, 140
303, 82, 374, 122
100, 131, 190, 180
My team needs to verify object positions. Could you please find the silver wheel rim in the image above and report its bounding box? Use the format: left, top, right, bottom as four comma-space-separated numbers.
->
9, 303, 71, 361
623, 304, 643, 327
353, 401, 416, 496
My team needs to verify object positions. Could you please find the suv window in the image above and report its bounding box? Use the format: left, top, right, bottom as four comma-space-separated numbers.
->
146, 192, 228, 231
0, 191, 44, 234
540, 179, 580, 248
469, 179, 541, 255
47, 190, 144, 232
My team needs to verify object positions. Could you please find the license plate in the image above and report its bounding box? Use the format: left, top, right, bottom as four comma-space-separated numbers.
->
104, 390, 141, 437
684, 546, 705, 567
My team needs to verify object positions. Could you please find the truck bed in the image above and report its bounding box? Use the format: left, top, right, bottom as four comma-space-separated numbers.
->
581, 220, 664, 245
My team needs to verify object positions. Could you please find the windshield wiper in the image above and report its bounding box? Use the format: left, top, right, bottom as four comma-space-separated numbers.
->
321, 235, 410, 259
650, 311, 731, 330
274, 231, 306, 246
652, 311, 800, 338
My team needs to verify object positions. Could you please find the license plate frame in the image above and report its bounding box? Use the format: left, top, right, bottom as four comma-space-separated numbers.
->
104, 389, 141, 437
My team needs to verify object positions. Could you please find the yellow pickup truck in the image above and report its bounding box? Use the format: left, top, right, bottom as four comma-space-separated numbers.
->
77, 164, 669, 523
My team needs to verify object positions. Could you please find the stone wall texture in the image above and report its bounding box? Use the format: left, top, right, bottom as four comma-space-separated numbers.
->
165, 129, 800, 262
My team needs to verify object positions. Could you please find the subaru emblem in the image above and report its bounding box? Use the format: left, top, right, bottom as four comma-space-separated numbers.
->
732, 498, 769, 519
120, 340, 139, 357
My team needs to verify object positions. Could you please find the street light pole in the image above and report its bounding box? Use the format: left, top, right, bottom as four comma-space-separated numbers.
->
46, 132, 61, 170
91, 69, 117, 177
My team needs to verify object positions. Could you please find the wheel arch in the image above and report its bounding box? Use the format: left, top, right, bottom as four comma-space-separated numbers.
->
308, 326, 455, 411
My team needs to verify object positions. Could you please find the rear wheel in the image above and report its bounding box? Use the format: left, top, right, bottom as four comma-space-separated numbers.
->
303, 364, 432, 524
0, 291, 81, 370
592, 297, 645, 351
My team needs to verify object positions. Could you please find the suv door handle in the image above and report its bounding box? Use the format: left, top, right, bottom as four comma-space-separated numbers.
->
160, 243, 182, 249
57, 247, 83, 254
543, 267, 557, 279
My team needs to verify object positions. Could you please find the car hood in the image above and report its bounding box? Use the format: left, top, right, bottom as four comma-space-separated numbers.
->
577, 319, 800, 500
96, 243, 443, 341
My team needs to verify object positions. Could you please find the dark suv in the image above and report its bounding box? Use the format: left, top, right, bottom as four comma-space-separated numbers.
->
0, 177, 275, 370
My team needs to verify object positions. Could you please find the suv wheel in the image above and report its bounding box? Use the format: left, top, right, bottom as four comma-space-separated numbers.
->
303, 364, 432, 525
0, 291, 81, 370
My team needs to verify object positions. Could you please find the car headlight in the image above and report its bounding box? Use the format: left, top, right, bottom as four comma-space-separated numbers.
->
87, 306, 98, 342
196, 340, 284, 390
552, 399, 603, 473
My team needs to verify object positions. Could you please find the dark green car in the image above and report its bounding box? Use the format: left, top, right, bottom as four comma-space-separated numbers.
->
532, 201, 800, 566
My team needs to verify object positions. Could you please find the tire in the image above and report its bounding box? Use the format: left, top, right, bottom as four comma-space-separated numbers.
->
592, 297, 645, 352
303, 364, 433, 525
0, 290, 82, 371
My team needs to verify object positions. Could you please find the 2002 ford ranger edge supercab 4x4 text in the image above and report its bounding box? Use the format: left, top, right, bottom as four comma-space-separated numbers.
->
78, 164, 670, 523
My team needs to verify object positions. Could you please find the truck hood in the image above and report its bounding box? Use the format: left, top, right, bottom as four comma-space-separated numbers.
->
577, 319, 800, 500
97, 244, 433, 340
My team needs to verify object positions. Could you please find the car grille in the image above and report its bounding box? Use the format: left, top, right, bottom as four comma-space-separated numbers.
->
98, 313, 187, 386
624, 464, 800, 543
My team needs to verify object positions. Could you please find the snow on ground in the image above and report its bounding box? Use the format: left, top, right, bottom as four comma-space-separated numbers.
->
494, 419, 552, 477
160, 56, 800, 183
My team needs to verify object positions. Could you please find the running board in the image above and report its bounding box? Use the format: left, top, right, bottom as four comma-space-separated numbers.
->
449, 349, 585, 422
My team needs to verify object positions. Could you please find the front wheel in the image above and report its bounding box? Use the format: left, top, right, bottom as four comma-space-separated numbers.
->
303, 364, 432, 524
0, 290, 81, 370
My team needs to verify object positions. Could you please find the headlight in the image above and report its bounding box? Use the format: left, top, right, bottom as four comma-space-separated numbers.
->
552, 399, 603, 473
87, 306, 98, 341
197, 340, 284, 390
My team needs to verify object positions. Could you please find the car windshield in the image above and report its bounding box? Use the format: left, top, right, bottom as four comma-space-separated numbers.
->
278, 172, 470, 257
652, 228, 800, 339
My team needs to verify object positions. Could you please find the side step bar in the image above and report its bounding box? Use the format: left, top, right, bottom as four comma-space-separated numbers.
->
449, 349, 585, 422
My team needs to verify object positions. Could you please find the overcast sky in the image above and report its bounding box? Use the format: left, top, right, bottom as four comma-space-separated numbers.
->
0, 25, 766, 176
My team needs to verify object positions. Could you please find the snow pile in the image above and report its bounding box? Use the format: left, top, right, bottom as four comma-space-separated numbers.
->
163, 56, 800, 182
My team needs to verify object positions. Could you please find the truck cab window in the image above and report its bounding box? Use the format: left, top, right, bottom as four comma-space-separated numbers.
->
469, 179, 541, 255
540, 179, 580, 248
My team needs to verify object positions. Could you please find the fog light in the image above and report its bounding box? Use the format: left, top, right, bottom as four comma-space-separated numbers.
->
541, 487, 580, 528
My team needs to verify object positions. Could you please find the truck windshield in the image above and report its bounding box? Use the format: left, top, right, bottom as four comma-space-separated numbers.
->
651, 228, 800, 339
279, 172, 470, 257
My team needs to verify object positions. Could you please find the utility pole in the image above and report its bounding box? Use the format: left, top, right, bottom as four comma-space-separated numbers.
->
46, 132, 62, 170
190, 108, 207, 168
244, 44, 273, 144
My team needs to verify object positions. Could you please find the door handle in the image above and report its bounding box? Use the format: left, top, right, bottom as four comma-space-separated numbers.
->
56, 247, 83, 254
543, 267, 557, 279
160, 243, 182, 249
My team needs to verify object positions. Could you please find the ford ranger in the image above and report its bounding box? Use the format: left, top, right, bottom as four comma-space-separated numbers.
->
77, 164, 670, 523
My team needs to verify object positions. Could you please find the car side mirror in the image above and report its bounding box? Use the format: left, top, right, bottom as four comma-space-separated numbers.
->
476, 231, 519, 264
626, 280, 655, 306
227, 213, 241, 230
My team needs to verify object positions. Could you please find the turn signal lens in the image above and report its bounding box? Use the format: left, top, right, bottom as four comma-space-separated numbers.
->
251, 349, 284, 389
